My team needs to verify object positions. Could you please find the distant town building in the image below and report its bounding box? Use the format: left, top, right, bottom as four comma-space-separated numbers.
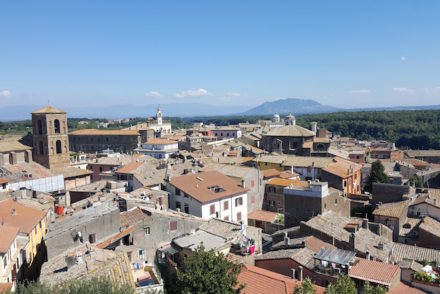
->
212, 127, 242, 140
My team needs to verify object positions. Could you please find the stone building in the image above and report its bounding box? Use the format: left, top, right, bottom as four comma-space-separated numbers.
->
284, 182, 350, 228
0, 140, 32, 167
69, 129, 143, 153
31, 106, 70, 170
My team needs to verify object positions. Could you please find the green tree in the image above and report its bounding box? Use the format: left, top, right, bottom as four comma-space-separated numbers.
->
360, 281, 386, 294
10, 277, 133, 294
409, 174, 424, 188
173, 245, 244, 294
293, 278, 316, 294
326, 275, 357, 294
365, 160, 389, 192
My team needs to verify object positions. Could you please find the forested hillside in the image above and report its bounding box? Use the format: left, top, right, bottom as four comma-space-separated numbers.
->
296, 110, 440, 149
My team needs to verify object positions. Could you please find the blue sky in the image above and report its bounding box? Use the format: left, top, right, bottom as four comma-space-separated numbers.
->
1, 1, 439, 109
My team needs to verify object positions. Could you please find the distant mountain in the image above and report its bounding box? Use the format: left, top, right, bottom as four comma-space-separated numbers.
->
242, 98, 340, 115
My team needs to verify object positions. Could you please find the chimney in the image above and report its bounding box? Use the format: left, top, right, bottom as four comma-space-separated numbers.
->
291, 268, 296, 280
284, 232, 290, 246
349, 233, 356, 251
366, 251, 371, 260
241, 179, 246, 188
12, 208, 16, 216
297, 266, 303, 281
362, 218, 369, 229
311, 122, 317, 134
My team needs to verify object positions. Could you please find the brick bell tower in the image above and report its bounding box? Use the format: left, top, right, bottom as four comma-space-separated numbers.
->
31, 106, 70, 170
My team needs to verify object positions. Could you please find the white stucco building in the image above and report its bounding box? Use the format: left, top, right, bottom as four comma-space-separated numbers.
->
135, 138, 178, 159
212, 127, 242, 140
167, 171, 248, 225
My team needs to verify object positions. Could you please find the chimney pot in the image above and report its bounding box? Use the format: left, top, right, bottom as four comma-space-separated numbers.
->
297, 266, 303, 281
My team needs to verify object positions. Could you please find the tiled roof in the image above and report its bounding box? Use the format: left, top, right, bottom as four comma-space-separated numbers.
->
0, 226, 19, 253
0, 198, 47, 234
169, 171, 248, 203
248, 210, 279, 223
0, 283, 12, 293
322, 157, 362, 178
96, 226, 135, 249
373, 201, 408, 219
0, 140, 32, 153
267, 178, 309, 188
387, 282, 425, 294
115, 161, 143, 174
145, 138, 177, 145
282, 156, 334, 168
313, 137, 330, 143
52, 166, 92, 179
263, 169, 281, 178
392, 243, 440, 264
279, 171, 299, 179
405, 150, 440, 157
70, 129, 140, 136
419, 216, 440, 237
120, 207, 145, 228
0, 178, 9, 185
349, 258, 400, 286
237, 264, 325, 294
32, 106, 65, 114
264, 125, 316, 137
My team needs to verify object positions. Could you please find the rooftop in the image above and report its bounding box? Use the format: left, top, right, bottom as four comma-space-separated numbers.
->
373, 201, 408, 219
349, 258, 400, 286
267, 177, 309, 188
144, 138, 178, 145
264, 125, 315, 137
32, 106, 65, 114
322, 157, 362, 178
419, 216, 440, 236
169, 171, 248, 203
0, 140, 32, 153
314, 247, 356, 266
237, 264, 325, 294
173, 230, 228, 251
262, 169, 281, 178
0, 225, 19, 253
248, 210, 279, 223
0, 198, 47, 234
115, 161, 143, 174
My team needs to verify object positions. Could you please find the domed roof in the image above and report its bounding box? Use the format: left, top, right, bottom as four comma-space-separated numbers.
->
273, 113, 280, 118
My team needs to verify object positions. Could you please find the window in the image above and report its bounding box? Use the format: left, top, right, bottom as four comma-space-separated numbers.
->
343, 181, 347, 187
184, 203, 189, 214
99, 166, 103, 172
39, 221, 42, 229
39, 141, 44, 155
56, 140, 62, 154
170, 221, 177, 231
145, 227, 150, 235
37, 119, 43, 135
251, 180, 255, 188
223, 201, 229, 210
54, 119, 60, 133
183, 192, 188, 198
235, 197, 243, 207
175, 201, 181, 210
236, 212, 242, 222
210, 204, 215, 215
175, 188, 181, 195
335, 198, 338, 204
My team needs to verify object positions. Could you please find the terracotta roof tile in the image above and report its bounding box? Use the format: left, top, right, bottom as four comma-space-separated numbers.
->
170, 171, 248, 204
120, 207, 145, 228
116, 161, 143, 174
387, 282, 424, 294
263, 169, 281, 178
0, 140, 32, 153
323, 157, 362, 178
248, 210, 278, 223
267, 178, 309, 188
373, 201, 408, 219
349, 258, 400, 286
145, 138, 177, 145
238, 264, 325, 294
0, 178, 9, 185
0, 198, 47, 234
0, 226, 19, 253
32, 106, 65, 114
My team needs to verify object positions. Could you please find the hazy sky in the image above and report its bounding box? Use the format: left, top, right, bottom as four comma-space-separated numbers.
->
1, 1, 439, 109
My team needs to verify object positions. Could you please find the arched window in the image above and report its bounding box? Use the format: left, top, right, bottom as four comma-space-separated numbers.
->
56, 140, 62, 154
54, 119, 60, 134
38, 120, 43, 135
39, 141, 44, 155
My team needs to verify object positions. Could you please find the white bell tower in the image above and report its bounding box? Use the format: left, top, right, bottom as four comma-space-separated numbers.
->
156, 105, 163, 125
